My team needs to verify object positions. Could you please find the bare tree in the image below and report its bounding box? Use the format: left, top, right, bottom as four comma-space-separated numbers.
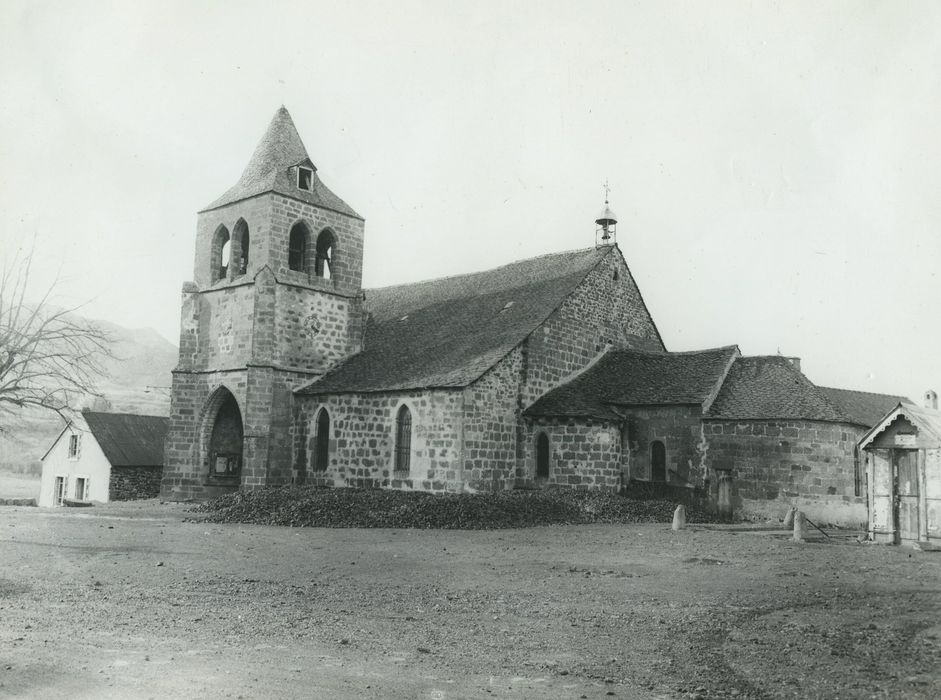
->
0, 246, 112, 422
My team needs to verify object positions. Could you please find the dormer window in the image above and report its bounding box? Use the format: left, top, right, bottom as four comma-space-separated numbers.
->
297, 166, 313, 191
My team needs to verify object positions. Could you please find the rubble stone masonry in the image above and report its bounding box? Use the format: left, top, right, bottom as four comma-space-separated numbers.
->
522, 249, 663, 407
522, 419, 621, 489
704, 419, 866, 525
109, 466, 163, 501
293, 390, 463, 492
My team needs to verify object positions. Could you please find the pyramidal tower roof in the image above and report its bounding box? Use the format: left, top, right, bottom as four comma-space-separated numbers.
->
200, 106, 361, 219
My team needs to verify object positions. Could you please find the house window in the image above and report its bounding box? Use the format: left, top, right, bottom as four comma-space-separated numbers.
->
74, 477, 89, 501
394, 405, 412, 474
297, 166, 313, 191
315, 229, 335, 279
535, 432, 550, 480
651, 440, 666, 481
315, 409, 330, 471
53, 476, 66, 506
289, 223, 309, 273
68, 434, 81, 459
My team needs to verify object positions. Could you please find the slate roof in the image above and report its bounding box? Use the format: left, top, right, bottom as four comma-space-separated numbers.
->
300, 246, 664, 395
201, 106, 361, 219
818, 386, 911, 428
525, 346, 739, 420
706, 356, 852, 423
82, 411, 169, 467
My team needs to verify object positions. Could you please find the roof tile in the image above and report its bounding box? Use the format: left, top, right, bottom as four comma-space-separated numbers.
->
300, 247, 662, 394
201, 106, 361, 218
525, 346, 739, 419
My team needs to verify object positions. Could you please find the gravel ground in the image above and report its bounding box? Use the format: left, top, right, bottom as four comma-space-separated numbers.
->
1, 500, 939, 699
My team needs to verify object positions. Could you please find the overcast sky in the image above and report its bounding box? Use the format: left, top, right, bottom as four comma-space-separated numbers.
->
1, 1, 939, 402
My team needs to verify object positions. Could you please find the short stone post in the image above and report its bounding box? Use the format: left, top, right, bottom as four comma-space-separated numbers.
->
672, 504, 687, 530
782, 507, 796, 529
792, 511, 807, 542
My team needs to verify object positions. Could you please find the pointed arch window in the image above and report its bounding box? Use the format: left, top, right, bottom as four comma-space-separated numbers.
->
315, 229, 335, 279
288, 222, 309, 273
535, 432, 550, 480
211, 225, 231, 283
314, 408, 330, 471
394, 405, 412, 474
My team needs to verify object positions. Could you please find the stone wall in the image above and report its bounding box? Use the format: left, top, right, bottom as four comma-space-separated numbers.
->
621, 405, 705, 486
273, 284, 361, 372
194, 193, 364, 295
293, 390, 464, 492
522, 419, 621, 489
109, 466, 163, 501
461, 347, 523, 492
703, 419, 866, 526
521, 248, 663, 407
161, 365, 314, 500
162, 369, 248, 500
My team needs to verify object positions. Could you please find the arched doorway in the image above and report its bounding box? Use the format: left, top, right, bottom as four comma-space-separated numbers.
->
535, 433, 550, 480
650, 440, 666, 481
206, 389, 243, 481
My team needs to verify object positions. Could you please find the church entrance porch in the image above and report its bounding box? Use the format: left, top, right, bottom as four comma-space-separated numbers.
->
203, 387, 244, 487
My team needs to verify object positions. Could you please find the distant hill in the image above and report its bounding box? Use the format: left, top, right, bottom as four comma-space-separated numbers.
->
0, 316, 178, 472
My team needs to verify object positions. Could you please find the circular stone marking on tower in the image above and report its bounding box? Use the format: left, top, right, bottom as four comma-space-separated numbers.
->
303, 313, 322, 337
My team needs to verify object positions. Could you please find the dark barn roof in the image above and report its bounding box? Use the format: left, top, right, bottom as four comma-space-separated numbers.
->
818, 386, 911, 428
706, 356, 849, 423
82, 412, 169, 467
300, 246, 663, 395
201, 106, 360, 218
525, 346, 739, 420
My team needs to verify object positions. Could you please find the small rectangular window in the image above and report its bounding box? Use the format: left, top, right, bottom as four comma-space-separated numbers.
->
68, 434, 81, 459
297, 166, 313, 191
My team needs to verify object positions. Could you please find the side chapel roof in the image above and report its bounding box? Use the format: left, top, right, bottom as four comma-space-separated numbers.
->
201, 106, 361, 219
525, 345, 739, 420
705, 356, 846, 422
299, 246, 664, 395
705, 356, 907, 426
82, 411, 169, 467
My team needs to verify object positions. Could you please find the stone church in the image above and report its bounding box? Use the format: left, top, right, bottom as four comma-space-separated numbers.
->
161, 107, 904, 525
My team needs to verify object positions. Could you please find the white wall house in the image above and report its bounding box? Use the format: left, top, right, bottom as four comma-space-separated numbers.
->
38, 411, 168, 507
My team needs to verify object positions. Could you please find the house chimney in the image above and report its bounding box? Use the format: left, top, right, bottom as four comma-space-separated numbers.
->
787, 357, 801, 373
925, 390, 938, 410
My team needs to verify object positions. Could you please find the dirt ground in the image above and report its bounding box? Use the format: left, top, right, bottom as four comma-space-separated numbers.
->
1, 501, 939, 700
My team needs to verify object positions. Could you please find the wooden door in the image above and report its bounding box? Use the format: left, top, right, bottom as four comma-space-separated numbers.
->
893, 450, 919, 543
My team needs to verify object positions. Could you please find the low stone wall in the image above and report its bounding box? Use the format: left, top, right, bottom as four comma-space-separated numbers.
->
110, 466, 163, 501
0, 498, 36, 506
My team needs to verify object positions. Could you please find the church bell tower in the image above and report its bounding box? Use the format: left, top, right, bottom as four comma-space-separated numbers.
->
161, 107, 365, 500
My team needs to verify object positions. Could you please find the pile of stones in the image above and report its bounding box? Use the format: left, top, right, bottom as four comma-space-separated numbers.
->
190, 486, 720, 529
